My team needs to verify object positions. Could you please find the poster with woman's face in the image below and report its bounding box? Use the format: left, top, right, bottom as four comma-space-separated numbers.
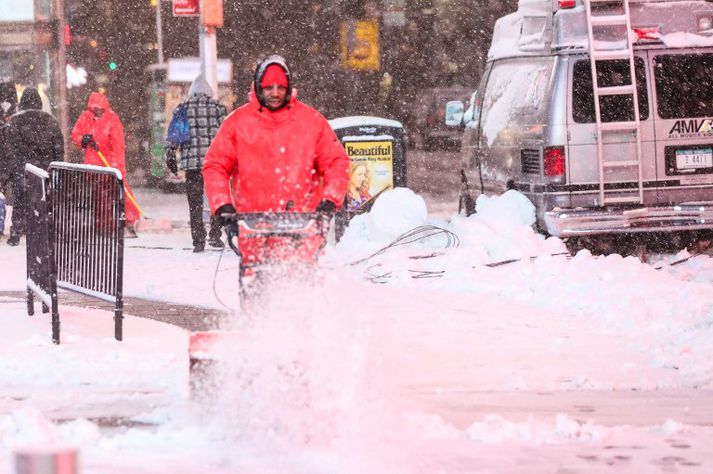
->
343, 140, 394, 211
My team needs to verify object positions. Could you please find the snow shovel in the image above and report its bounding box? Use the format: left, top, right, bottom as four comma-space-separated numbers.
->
93, 145, 145, 218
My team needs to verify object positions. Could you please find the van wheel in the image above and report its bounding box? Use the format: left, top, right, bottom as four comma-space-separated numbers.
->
564, 237, 583, 255
686, 232, 713, 254
565, 235, 620, 256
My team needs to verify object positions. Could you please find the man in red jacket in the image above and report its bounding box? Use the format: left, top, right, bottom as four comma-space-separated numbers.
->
71, 92, 141, 237
203, 54, 349, 233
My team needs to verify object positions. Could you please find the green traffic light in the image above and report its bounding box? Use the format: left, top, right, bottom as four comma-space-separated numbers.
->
109, 61, 118, 71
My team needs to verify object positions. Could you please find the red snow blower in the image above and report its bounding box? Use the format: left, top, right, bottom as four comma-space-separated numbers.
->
224, 211, 331, 301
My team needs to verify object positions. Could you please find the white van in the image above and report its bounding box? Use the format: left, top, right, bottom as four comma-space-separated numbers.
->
447, 0, 713, 248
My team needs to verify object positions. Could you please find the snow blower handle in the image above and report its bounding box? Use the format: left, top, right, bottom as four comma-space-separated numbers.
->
221, 213, 241, 257
226, 227, 240, 257
222, 211, 331, 262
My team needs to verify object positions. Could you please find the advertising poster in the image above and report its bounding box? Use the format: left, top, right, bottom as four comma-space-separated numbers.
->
343, 140, 393, 211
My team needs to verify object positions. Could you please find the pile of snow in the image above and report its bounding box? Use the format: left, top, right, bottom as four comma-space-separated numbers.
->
332, 187, 564, 268
367, 187, 428, 242
332, 187, 428, 261
449, 189, 563, 262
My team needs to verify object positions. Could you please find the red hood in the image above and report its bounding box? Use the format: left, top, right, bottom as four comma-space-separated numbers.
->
86, 92, 111, 111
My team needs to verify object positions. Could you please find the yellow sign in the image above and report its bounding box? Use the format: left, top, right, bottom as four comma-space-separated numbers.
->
344, 141, 393, 211
340, 20, 380, 72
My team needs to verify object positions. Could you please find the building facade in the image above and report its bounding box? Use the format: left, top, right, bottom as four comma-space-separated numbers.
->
0, 0, 67, 149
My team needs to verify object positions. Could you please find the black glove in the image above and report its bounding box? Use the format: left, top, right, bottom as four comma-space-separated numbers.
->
164, 147, 178, 175
80, 134, 95, 150
216, 203, 238, 235
315, 199, 336, 216
166, 156, 178, 175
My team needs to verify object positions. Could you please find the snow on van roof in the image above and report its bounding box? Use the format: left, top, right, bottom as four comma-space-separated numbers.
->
487, 0, 558, 61
329, 116, 403, 130
662, 31, 713, 48
488, 11, 528, 61
517, 0, 551, 15
488, 0, 713, 61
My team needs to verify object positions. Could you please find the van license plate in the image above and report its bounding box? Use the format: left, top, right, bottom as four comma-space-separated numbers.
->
676, 148, 713, 170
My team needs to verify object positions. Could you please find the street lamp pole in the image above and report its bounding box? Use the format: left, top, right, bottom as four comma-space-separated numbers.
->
155, 0, 165, 65
56, 0, 69, 159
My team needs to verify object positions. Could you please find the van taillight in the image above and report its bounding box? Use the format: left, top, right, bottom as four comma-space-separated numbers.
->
558, 0, 576, 8
544, 146, 565, 177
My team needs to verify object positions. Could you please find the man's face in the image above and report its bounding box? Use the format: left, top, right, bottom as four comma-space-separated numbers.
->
262, 84, 287, 110
92, 107, 105, 118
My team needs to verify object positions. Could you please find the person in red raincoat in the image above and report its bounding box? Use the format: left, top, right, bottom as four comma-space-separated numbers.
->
71, 92, 141, 237
203, 54, 349, 268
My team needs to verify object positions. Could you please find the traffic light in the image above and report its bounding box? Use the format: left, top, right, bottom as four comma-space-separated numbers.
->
108, 60, 118, 71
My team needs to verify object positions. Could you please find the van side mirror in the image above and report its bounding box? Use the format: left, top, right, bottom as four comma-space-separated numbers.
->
445, 101, 464, 127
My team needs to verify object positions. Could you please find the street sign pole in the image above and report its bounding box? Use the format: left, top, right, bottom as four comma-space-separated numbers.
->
199, 25, 218, 99
199, 0, 222, 99
172, 0, 221, 98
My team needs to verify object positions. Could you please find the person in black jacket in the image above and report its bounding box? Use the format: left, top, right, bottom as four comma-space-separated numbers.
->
0, 82, 17, 241
6, 87, 64, 246
0, 81, 17, 233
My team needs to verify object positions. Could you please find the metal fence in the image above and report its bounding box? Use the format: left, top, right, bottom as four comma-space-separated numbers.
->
25, 162, 126, 343
50, 162, 125, 340
24, 164, 60, 343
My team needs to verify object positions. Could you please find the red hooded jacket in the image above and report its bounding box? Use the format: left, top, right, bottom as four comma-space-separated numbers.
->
71, 92, 140, 223
202, 90, 349, 213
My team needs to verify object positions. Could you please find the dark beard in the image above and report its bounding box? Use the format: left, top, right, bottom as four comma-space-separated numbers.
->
265, 100, 287, 111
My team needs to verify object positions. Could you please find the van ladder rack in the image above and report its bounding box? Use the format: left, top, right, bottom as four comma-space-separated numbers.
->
584, 0, 644, 206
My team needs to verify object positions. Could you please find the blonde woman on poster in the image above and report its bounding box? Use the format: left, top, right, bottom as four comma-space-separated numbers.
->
346, 162, 372, 211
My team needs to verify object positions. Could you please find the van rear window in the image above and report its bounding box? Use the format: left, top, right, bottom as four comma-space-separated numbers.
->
572, 58, 649, 123
480, 57, 554, 146
654, 54, 713, 119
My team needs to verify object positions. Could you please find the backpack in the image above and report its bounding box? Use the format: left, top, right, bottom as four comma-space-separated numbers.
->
166, 103, 190, 145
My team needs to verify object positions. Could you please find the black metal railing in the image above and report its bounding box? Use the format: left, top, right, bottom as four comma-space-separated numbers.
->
25, 162, 125, 343
24, 164, 60, 344
49, 162, 125, 341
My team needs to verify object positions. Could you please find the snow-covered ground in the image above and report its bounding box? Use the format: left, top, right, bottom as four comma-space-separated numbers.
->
1, 187, 713, 473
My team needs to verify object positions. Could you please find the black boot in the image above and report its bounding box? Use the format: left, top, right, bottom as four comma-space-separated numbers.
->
124, 222, 138, 239
7, 233, 20, 246
208, 236, 224, 248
